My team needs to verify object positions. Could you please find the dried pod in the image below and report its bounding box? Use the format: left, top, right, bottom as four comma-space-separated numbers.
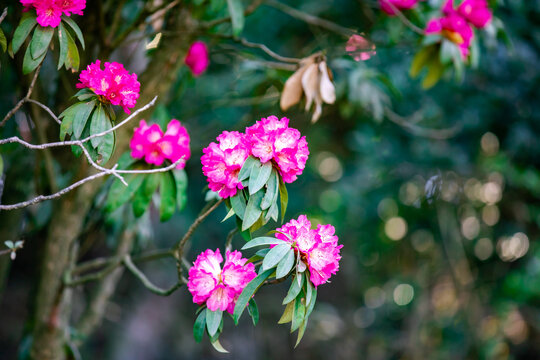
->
280, 65, 308, 111
319, 61, 336, 105
301, 63, 320, 112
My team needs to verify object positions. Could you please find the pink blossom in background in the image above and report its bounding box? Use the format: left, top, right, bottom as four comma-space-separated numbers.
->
457, 0, 492, 28
275, 215, 342, 287
245, 116, 309, 183
379, 0, 419, 16
187, 249, 256, 313
425, 13, 474, 58
185, 42, 209, 76
346, 34, 376, 61
77, 60, 140, 114
130, 119, 191, 168
201, 131, 250, 198
20, 0, 86, 27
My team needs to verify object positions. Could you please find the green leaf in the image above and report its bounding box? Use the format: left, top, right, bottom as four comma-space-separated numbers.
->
0, 155, 3, 175
247, 298, 259, 326
262, 243, 291, 271
117, 152, 137, 170
265, 201, 279, 223
64, 28, 80, 71
59, 112, 74, 141
57, 23, 69, 70
172, 169, 188, 211
72, 100, 96, 139
283, 273, 304, 305
22, 44, 46, 74
305, 273, 313, 308
12, 14, 37, 55
133, 173, 160, 217
230, 190, 247, 220
89, 104, 108, 147
233, 268, 273, 324
30, 26, 53, 60
291, 295, 306, 332
206, 309, 223, 337
0, 28, 7, 53
62, 17, 85, 49
193, 308, 206, 343
278, 301, 294, 324
72, 88, 95, 101
295, 319, 308, 347
96, 121, 115, 165
410, 45, 436, 78
278, 177, 288, 223
105, 174, 145, 212
242, 189, 264, 231
249, 161, 272, 195
210, 339, 229, 354
238, 156, 257, 181
276, 249, 295, 279
160, 172, 176, 222
242, 236, 284, 249
261, 169, 279, 210
422, 58, 444, 89
305, 288, 317, 318
227, 0, 245, 37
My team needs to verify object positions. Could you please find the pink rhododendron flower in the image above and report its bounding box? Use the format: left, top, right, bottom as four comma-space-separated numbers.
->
130, 119, 191, 168
275, 215, 342, 287
185, 41, 209, 76
77, 60, 140, 114
379, 0, 420, 16
20, 0, 86, 28
187, 249, 256, 313
346, 34, 376, 61
201, 131, 250, 198
426, 13, 474, 58
245, 116, 309, 184
454, 0, 492, 29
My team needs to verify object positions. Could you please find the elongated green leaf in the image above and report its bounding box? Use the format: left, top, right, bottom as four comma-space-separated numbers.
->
64, 28, 80, 71
242, 236, 284, 250
0, 29, 7, 53
278, 177, 288, 223
233, 268, 273, 324
238, 156, 257, 181
242, 189, 264, 231
306, 288, 317, 318
172, 169, 188, 211
265, 201, 279, 223
261, 169, 279, 210
30, 26, 53, 60
22, 44, 45, 74
57, 23, 69, 70
117, 152, 138, 170
62, 17, 85, 49
222, 207, 235, 222
262, 243, 291, 271
305, 272, 313, 308
278, 301, 294, 324
12, 14, 37, 54
193, 308, 206, 343
59, 112, 75, 141
133, 173, 160, 217
0, 155, 3, 175
227, 0, 245, 37
247, 298, 259, 326
410, 45, 436, 78
291, 295, 306, 332
230, 190, 246, 220
249, 161, 272, 195
96, 121, 115, 165
90, 104, 107, 147
276, 249, 295, 279
105, 174, 145, 212
295, 319, 308, 347
210, 339, 229, 354
206, 309, 222, 337
72, 100, 96, 139
160, 172, 176, 222
440, 40, 455, 65
422, 57, 444, 89
283, 273, 304, 305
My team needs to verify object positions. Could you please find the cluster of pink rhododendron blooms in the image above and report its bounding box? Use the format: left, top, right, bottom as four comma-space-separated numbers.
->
130, 120, 191, 168
187, 249, 257, 313
426, 0, 492, 57
77, 60, 141, 114
379, 0, 419, 15
201, 116, 309, 198
21, 0, 86, 27
184, 42, 210, 76
276, 215, 342, 287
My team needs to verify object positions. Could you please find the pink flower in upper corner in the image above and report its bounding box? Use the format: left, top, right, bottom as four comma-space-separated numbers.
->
275, 215, 342, 287
187, 249, 257, 313
77, 60, 141, 114
379, 0, 420, 16
185, 41, 209, 77
455, 0, 492, 29
425, 13, 474, 58
201, 131, 250, 198
20, 0, 86, 28
244, 116, 309, 184
130, 119, 191, 168
346, 34, 376, 61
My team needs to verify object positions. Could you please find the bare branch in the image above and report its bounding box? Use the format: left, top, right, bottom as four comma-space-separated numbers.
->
0, 8, 8, 24
238, 38, 301, 63
201, 0, 264, 28
384, 107, 462, 140
26, 99, 62, 125
380, 0, 424, 35
123, 255, 183, 296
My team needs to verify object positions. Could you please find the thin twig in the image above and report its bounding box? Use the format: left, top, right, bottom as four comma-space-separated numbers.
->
238, 38, 300, 63
201, 0, 264, 28
225, 228, 238, 251
380, 0, 424, 35
123, 255, 183, 296
26, 99, 62, 125
0, 63, 43, 127
0, 8, 8, 24
384, 107, 462, 140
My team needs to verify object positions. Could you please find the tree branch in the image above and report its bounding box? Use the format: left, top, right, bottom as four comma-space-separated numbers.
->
123, 255, 183, 296
201, 0, 264, 28
384, 107, 462, 140
380, 0, 424, 35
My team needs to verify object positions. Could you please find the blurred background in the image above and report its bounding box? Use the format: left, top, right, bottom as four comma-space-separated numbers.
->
1, 0, 539, 359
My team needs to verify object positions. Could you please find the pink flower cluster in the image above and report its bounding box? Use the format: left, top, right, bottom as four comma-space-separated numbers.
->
346, 34, 376, 61
77, 60, 140, 114
276, 215, 342, 287
185, 42, 209, 76
130, 119, 191, 168
426, 0, 492, 58
187, 249, 257, 313
21, 0, 86, 28
201, 116, 309, 198
379, 0, 420, 16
